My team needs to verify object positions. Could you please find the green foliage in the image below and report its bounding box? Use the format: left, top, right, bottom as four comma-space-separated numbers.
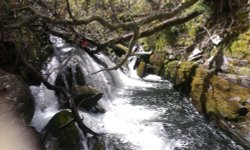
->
228, 27, 250, 59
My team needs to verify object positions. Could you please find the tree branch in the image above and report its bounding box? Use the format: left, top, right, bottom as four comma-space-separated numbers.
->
25, 0, 198, 31
91, 25, 140, 75
65, 0, 76, 21
101, 10, 202, 46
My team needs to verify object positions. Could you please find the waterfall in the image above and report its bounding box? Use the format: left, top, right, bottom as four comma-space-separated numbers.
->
30, 57, 60, 131
30, 35, 240, 150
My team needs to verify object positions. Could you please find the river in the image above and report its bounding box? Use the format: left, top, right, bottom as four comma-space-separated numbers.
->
30, 36, 243, 150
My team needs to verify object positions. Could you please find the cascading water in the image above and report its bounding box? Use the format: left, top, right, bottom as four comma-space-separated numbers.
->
31, 36, 243, 150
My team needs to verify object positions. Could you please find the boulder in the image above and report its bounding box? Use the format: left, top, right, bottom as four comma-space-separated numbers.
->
70, 85, 104, 113
191, 66, 250, 120
164, 61, 198, 93
43, 110, 81, 150
55, 65, 85, 89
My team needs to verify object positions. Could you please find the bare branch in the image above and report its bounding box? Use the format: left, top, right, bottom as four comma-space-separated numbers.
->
24, 0, 198, 31
101, 10, 202, 46
91, 25, 140, 75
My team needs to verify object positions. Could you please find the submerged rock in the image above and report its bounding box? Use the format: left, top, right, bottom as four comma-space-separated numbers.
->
43, 110, 81, 150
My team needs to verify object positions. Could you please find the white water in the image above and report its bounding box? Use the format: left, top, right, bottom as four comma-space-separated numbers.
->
30, 57, 60, 131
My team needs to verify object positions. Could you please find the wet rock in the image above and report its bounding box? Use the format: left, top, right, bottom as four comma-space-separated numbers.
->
43, 110, 81, 150
70, 85, 105, 113
149, 51, 166, 75
55, 65, 85, 89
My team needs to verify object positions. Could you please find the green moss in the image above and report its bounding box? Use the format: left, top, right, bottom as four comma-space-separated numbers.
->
239, 99, 247, 106
137, 61, 146, 77
194, 73, 250, 120
176, 61, 198, 85
164, 61, 179, 82
191, 67, 208, 113
205, 92, 217, 116
238, 67, 250, 75
149, 52, 166, 66
226, 27, 250, 60
45, 110, 80, 150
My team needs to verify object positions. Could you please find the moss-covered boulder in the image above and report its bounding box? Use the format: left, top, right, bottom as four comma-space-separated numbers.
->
164, 61, 198, 92
137, 61, 146, 77
44, 110, 81, 150
190, 67, 209, 113
70, 85, 104, 113
149, 51, 166, 75
191, 66, 250, 121
164, 61, 179, 82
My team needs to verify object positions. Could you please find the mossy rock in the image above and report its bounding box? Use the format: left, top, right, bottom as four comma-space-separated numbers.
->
164, 61, 198, 92
191, 67, 250, 120
190, 67, 209, 113
70, 85, 103, 112
137, 61, 146, 77
149, 52, 166, 66
44, 110, 80, 150
164, 61, 179, 82
176, 61, 198, 85
70, 85, 99, 97
207, 75, 250, 120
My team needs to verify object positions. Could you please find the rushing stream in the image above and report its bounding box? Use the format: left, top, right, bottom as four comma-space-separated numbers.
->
30, 36, 243, 150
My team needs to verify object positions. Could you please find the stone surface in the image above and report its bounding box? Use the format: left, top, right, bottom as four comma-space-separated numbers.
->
70, 85, 104, 112
43, 110, 81, 150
